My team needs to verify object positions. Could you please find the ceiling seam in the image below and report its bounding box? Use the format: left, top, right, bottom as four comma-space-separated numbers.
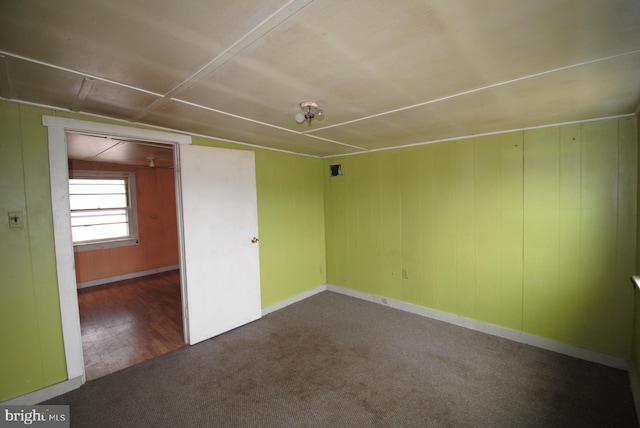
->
70, 78, 95, 112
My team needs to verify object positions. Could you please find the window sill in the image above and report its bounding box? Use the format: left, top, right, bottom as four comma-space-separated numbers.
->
74, 237, 139, 252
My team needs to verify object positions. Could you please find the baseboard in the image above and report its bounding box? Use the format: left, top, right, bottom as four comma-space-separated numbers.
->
327, 284, 629, 371
1, 376, 83, 405
76, 264, 180, 289
9, 284, 629, 405
262, 285, 327, 316
6, 283, 323, 405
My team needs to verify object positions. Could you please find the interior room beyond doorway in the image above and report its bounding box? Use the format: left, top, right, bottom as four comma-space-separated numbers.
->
67, 131, 184, 380
78, 270, 183, 381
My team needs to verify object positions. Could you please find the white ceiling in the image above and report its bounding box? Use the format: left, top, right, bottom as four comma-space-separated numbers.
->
66, 133, 175, 169
2, 0, 639, 158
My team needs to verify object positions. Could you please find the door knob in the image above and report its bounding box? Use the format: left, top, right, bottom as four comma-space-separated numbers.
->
251, 237, 259, 244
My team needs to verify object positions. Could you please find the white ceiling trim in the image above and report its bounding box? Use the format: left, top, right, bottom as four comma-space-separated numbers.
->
42, 115, 192, 145
2, 0, 639, 157
12, 42, 640, 139
173, 97, 305, 134
2, 46, 638, 151
305, 49, 640, 135
321, 113, 637, 159
0, 50, 164, 99
130, 0, 314, 123
6, 96, 634, 160
128, 97, 173, 122
165, 0, 314, 98
7, 97, 324, 158
299, 133, 368, 151
1, 47, 365, 154
171, 97, 366, 151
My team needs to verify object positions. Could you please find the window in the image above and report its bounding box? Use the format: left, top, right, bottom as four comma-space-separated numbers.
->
69, 171, 139, 252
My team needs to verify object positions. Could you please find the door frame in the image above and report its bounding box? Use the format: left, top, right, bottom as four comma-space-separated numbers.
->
43, 116, 192, 385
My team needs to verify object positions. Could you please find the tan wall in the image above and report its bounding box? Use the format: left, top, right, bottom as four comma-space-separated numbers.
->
69, 159, 179, 283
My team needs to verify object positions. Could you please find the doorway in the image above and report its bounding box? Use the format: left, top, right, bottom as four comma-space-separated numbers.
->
44, 115, 262, 390
66, 132, 184, 380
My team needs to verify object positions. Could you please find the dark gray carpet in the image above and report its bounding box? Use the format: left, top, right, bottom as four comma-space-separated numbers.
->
44, 291, 638, 427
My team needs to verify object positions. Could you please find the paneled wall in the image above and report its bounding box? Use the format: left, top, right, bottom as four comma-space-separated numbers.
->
633, 114, 640, 383
0, 101, 327, 401
1, 96, 635, 401
69, 160, 179, 284
324, 117, 637, 358
254, 148, 326, 307
1, 102, 67, 401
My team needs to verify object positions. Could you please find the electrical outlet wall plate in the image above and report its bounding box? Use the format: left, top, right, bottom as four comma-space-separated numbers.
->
8, 211, 24, 229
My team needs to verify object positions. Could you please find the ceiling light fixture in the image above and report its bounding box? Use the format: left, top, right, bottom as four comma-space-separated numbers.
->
295, 101, 324, 125
147, 155, 156, 168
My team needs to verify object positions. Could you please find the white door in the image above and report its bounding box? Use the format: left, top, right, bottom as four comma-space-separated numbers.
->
178, 145, 262, 345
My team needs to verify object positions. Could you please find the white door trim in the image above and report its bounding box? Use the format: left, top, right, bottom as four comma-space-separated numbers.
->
43, 116, 191, 385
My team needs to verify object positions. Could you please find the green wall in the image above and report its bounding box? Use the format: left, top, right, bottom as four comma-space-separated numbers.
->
324, 117, 637, 359
634, 112, 640, 379
2, 97, 637, 401
189, 136, 326, 308
255, 149, 326, 306
1, 102, 67, 401
0, 100, 326, 401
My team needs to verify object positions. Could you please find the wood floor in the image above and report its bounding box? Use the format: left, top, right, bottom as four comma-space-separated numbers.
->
78, 270, 184, 381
